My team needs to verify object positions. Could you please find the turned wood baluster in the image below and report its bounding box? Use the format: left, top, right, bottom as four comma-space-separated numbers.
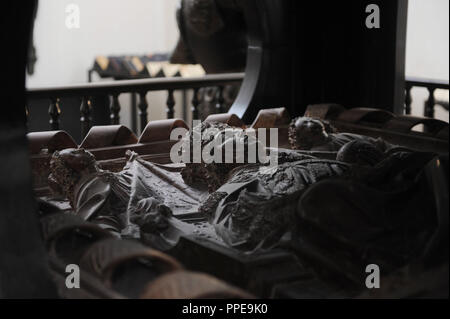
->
191, 88, 200, 121
49, 98, 61, 130
424, 87, 436, 118
109, 93, 121, 125
80, 97, 92, 139
405, 84, 412, 115
215, 86, 225, 113
138, 91, 149, 133
166, 89, 175, 119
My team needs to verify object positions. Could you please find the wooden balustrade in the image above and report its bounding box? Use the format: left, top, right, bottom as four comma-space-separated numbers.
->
29, 73, 449, 139
80, 96, 92, 138
405, 77, 449, 118
26, 73, 244, 139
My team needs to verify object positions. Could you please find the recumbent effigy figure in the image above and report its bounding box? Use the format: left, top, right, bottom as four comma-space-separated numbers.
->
189, 119, 439, 280
48, 148, 207, 247
47, 118, 440, 286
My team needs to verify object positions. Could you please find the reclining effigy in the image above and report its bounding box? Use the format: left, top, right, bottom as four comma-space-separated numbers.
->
48, 148, 210, 246
35, 108, 447, 298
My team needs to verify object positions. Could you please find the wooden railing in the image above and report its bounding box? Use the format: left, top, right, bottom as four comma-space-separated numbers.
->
26, 73, 245, 138
405, 77, 449, 118
27, 73, 448, 140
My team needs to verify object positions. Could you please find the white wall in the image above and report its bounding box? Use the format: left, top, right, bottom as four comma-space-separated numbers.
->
406, 0, 449, 122
27, 0, 181, 128
28, 0, 179, 86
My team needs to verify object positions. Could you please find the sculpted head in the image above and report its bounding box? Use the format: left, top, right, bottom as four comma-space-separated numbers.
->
289, 117, 331, 150
180, 121, 267, 192
48, 149, 99, 206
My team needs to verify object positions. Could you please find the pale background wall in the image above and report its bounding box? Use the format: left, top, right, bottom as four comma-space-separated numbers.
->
406, 0, 449, 122
27, 0, 181, 128
27, 0, 449, 127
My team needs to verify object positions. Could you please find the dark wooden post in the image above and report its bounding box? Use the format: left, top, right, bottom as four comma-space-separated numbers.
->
48, 98, 61, 130
138, 91, 149, 133
405, 84, 412, 115
80, 96, 92, 139
109, 93, 121, 125
167, 89, 176, 119
191, 88, 200, 120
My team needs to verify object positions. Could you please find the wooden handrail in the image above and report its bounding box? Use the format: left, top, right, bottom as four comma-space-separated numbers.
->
406, 77, 449, 90
26, 73, 244, 99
